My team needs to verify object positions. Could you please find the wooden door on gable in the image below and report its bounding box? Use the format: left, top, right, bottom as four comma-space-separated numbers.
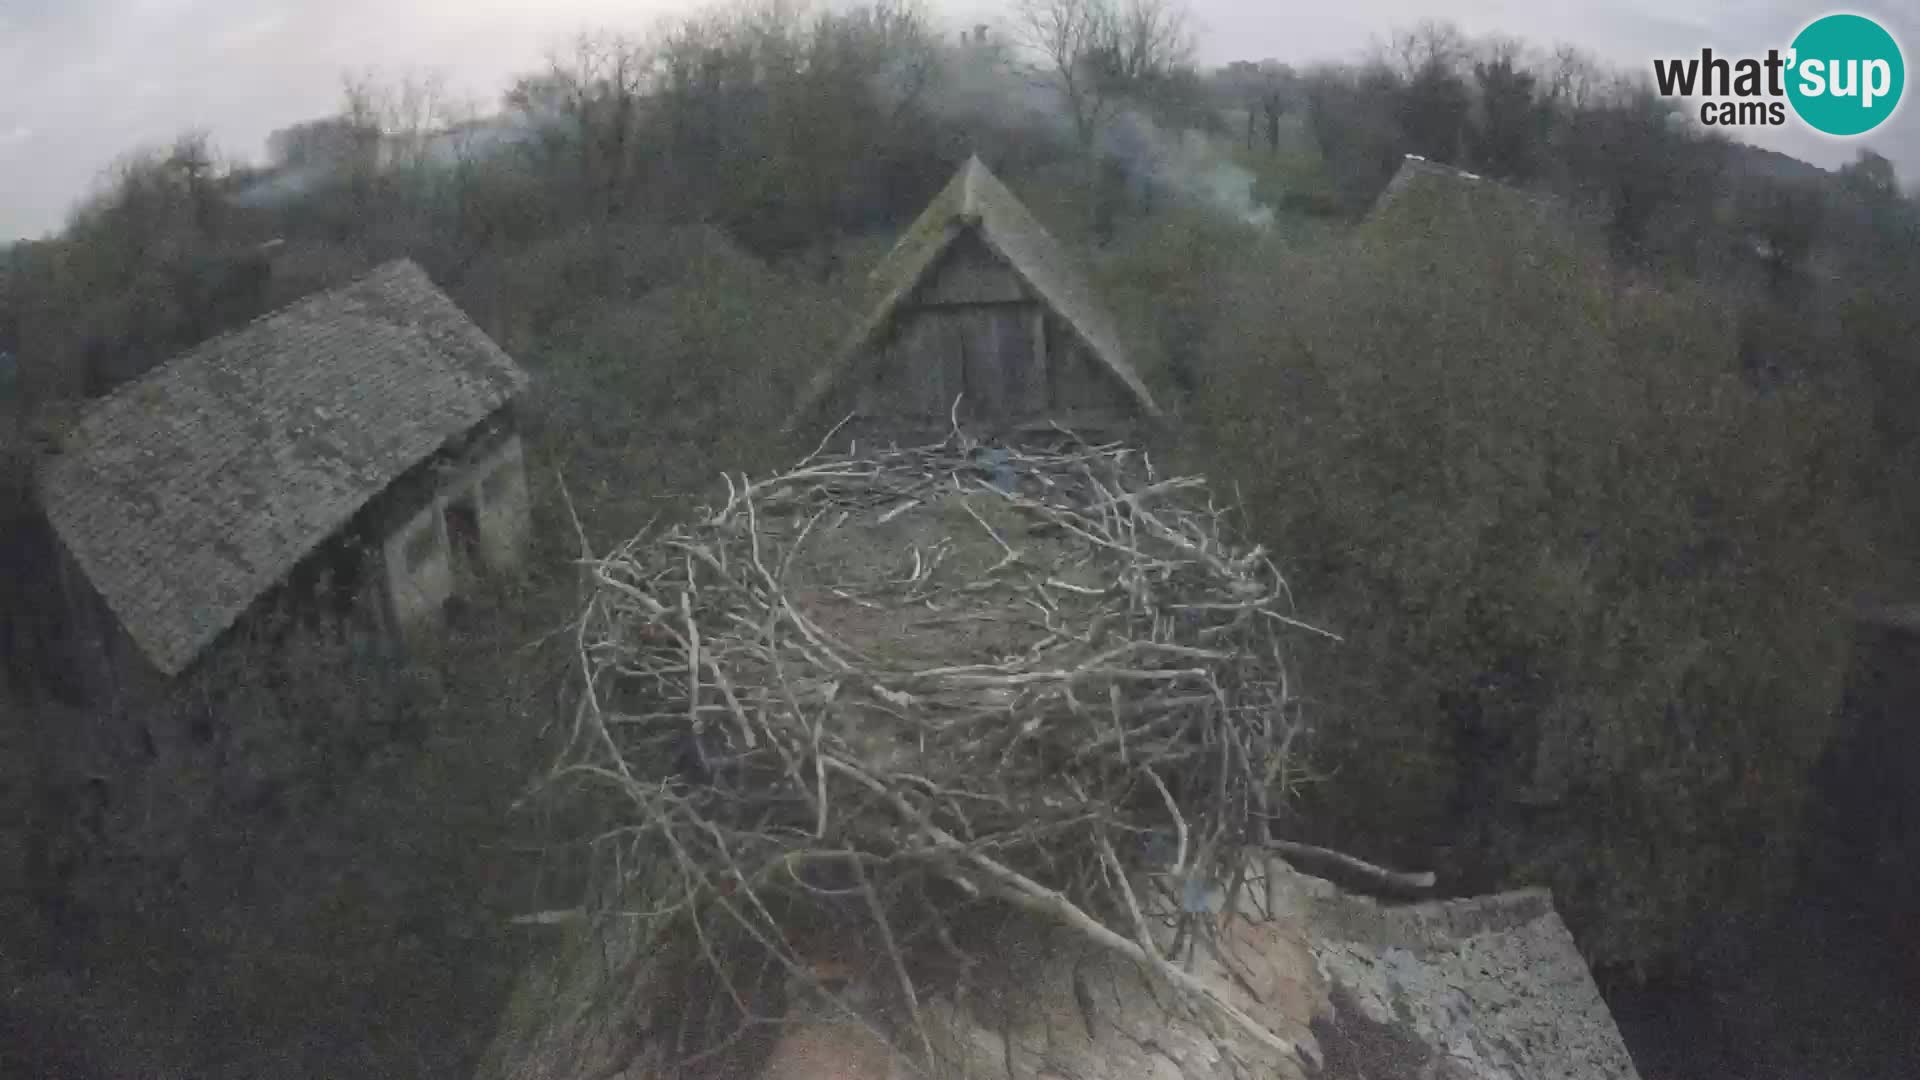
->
953, 304, 1044, 425
869, 303, 1047, 424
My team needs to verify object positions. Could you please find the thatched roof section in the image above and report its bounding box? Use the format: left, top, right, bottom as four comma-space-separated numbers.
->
39, 260, 528, 675
1369, 154, 1563, 220
794, 155, 1159, 427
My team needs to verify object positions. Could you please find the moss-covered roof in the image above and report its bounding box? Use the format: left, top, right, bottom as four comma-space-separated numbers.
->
793, 156, 1159, 427
39, 260, 528, 675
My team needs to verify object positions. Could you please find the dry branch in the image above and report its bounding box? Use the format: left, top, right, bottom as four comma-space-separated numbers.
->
1266, 839, 1438, 897
548, 429, 1327, 1072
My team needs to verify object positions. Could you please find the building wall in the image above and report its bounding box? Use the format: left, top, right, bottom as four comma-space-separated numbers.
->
28, 391, 531, 707
381, 498, 457, 632
845, 235, 1139, 438
861, 305, 1047, 421
915, 234, 1030, 305
854, 237, 1139, 435
378, 428, 530, 632
463, 434, 531, 573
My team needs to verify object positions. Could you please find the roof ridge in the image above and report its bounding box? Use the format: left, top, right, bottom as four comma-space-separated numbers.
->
39, 256, 524, 675
73, 257, 427, 419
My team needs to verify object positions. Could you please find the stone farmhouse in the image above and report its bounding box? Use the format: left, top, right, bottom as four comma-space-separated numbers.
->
36, 259, 531, 708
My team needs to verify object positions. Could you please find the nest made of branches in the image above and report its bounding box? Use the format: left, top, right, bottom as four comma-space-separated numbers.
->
549, 428, 1331, 1074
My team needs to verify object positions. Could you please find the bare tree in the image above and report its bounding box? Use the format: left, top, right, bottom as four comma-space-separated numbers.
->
1212, 60, 1294, 152
1477, 35, 1530, 73
166, 131, 220, 237
433, 95, 484, 165
78, 133, 229, 264
1014, 0, 1195, 155
1543, 44, 1603, 112
507, 33, 649, 218
826, 0, 938, 128
1469, 40, 1550, 180
339, 69, 451, 175
1377, 21, 1472, 165
1106, 0, 1195, 89
1378, 19, 1468, 81
387, 71, 450, 174
337, 72, 389, 199
1015, 0, 1194, 232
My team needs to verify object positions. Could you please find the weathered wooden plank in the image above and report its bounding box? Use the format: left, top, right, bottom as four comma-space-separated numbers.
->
916, 235, 1030, 305
866, 300, 1062, 426
1004, 306, 1046, 415
920, 316, 964, 416
949, 306, 1044, 424
959, 308, 997, 420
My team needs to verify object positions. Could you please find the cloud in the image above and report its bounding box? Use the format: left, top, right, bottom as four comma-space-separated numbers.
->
0, 0, 1915, 239
210, 8, 291, 53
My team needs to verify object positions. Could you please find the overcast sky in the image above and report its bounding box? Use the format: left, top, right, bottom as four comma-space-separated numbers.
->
1, 0, 1914, 240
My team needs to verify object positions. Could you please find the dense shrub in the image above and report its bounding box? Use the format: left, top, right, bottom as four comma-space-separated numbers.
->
511, 224, 850, 545
8, 580, 574, 1079
1173, 188, 1878, 972
1091, 205, 1336, 406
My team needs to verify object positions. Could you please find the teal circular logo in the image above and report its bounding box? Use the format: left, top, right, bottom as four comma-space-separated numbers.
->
1787, 14, 1905, 136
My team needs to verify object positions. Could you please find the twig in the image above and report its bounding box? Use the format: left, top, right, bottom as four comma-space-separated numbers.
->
1142, 766, 1187, 877
828, 757, 1302, 1063
1267, 839, 1437, 895
851, 854, 936, 1071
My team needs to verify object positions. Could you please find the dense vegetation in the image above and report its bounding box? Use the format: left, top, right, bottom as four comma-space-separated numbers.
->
3, 1, 1918, 1074
1176, 196, 1878, 967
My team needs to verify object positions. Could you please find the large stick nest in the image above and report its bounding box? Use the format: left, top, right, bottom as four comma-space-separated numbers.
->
552, 429, 1326, 1074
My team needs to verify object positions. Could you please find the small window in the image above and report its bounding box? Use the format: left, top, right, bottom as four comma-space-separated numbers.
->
403, 521, 439, 570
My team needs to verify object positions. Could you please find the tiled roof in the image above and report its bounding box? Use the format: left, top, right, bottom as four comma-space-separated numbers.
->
39, 259, 528, 675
